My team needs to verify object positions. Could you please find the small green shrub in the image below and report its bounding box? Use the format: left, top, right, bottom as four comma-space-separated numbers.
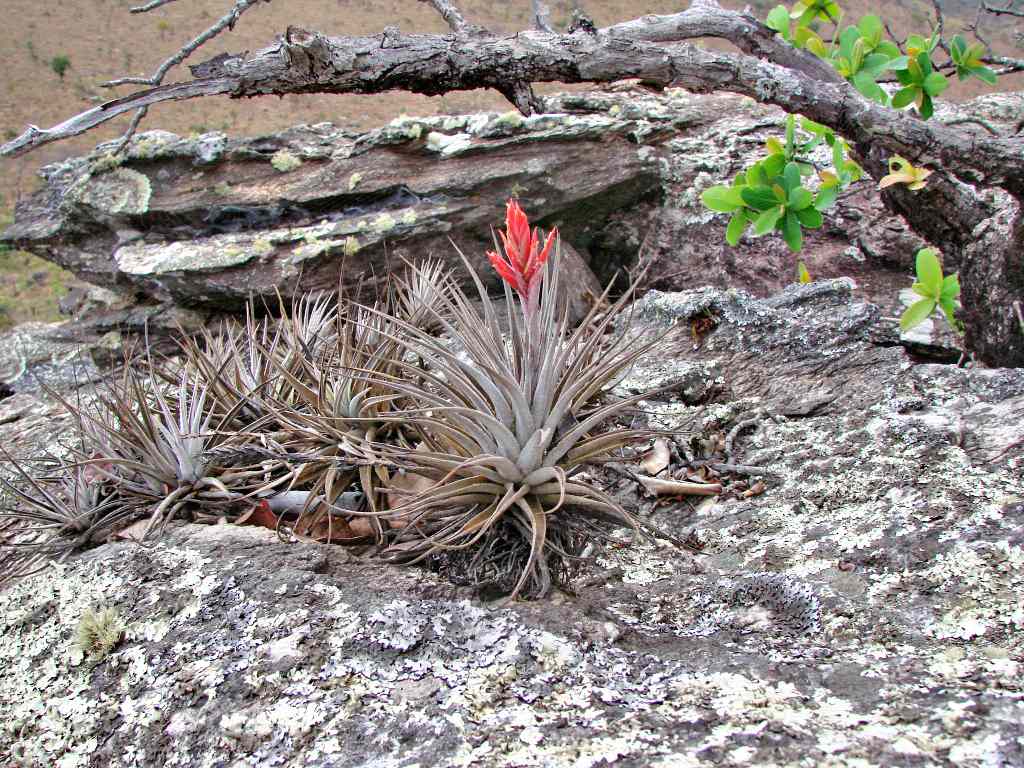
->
50, 55, 71, 80
900, 247, 963, 334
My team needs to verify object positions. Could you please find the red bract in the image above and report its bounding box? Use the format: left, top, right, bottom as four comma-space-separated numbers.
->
487, 199, 557, 305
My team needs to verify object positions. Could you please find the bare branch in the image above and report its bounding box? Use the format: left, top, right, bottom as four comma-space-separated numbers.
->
602, 0, 841, 82
418, 0, 471, 35
98, 0, 266, 151
532, 0, 555, 33
130, 0, 181, 12
981, 1, 1024, 18
2, 0, 1022, 202
104, 0, 265, 88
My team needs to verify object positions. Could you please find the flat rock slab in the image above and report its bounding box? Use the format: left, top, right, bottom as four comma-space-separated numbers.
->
2, 282, 1023, 767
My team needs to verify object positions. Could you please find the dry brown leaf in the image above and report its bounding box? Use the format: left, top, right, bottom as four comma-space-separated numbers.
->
640, 439, 671, 475
110, 518, 150, 542
385, 469, 436, 509
235, 500, 279, 531
300, 515, 358, 542
638, 476, 722, 497
741, 480, 766, 499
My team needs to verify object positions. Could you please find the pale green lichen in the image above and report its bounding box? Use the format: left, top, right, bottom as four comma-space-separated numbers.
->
88, 152, 124, 175
251, 238, 274, 257
400, 210, 417, 226
74, 606, 124, 662
348, 172, 363, 191
70, 168, 152, 217
212, 182, 233, 196
494, 111, 525, 129
372, 213, 396, 233
344, 236, 360, 256
270, 150, 303, 173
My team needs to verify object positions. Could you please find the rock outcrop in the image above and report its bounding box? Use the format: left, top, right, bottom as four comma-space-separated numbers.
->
4, 89, 955, 319
2, 281, 1022, 767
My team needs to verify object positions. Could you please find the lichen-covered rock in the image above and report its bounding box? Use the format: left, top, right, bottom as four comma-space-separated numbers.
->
2, 282, 1022, 767
2, 93, 679, 314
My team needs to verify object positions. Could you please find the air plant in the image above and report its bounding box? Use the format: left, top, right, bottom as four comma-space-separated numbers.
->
0, 454, 138, 586
71, 361, 291, 537
358, 199, 656, 598
267, 301, 410, 541
393, 258, 455, 334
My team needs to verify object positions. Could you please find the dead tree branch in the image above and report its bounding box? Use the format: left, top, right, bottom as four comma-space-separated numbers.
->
130, 0, 181, 12
99, 0, 268, 152
418, 0, 474, 35
3, 1, 1022, 204
981, 1, 1024, 18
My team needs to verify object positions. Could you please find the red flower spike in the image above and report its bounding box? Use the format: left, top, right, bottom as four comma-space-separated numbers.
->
488, 199, 558, 307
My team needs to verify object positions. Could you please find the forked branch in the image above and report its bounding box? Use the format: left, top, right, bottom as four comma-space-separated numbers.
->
2, 0, 1023, 201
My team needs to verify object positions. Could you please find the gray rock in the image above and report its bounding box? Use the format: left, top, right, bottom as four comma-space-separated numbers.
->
2, 281, 1023, 767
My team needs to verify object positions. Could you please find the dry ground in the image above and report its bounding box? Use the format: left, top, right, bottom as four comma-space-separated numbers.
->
0, 0, 1020, 323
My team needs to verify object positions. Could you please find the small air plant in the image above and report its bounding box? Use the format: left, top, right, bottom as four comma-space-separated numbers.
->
268, 301, 410, 541
0, 454, 137, 586
71, 361, 288, 538
394, 259, 454, 334
361, 199, 656, 598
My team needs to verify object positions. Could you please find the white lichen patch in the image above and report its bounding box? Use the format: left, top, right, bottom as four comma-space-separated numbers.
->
68, 167, 152, 217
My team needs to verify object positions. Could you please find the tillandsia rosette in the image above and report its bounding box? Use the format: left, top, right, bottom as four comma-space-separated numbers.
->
0, 200, 660, 600
351, 200, 658, 598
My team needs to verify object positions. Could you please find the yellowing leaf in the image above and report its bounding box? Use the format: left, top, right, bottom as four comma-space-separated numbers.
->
878, 155, 932, 191
797, 260, 812, 284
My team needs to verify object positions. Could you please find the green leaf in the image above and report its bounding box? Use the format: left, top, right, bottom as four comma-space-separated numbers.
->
797, 260, 812, 283
839, 26, 861, 62
915, 50, 933, 76
762, 153, 787, 177
702, 185, 746, 212
726, 210, 748, 246
805, 35, 828, 58
900, 298, 937, 331
938, 298, 963, 332
814, 185, 838, 211
911, 281, 933, 298
861, 53, 892, 75
782, 210, 803, 252
766, 136, 785, 156
858, 14, 883, 47
741, 186, 779, 210
892, 86, 918, 109
950, 34, 967, 61
971, 65, 998, 86
766, 5, 791, 36
852, 70, 887, 103
919, 93, 935, 120
876, 41, 901, 59
753, 206, 784, 235
788, 186, 813, 210
796, 207, 823, 228
923, 71, 949, 97
915, 247, 943, 295
939, 273, 961, 303
783, 162, 802, 193
747, 163, 769, 187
